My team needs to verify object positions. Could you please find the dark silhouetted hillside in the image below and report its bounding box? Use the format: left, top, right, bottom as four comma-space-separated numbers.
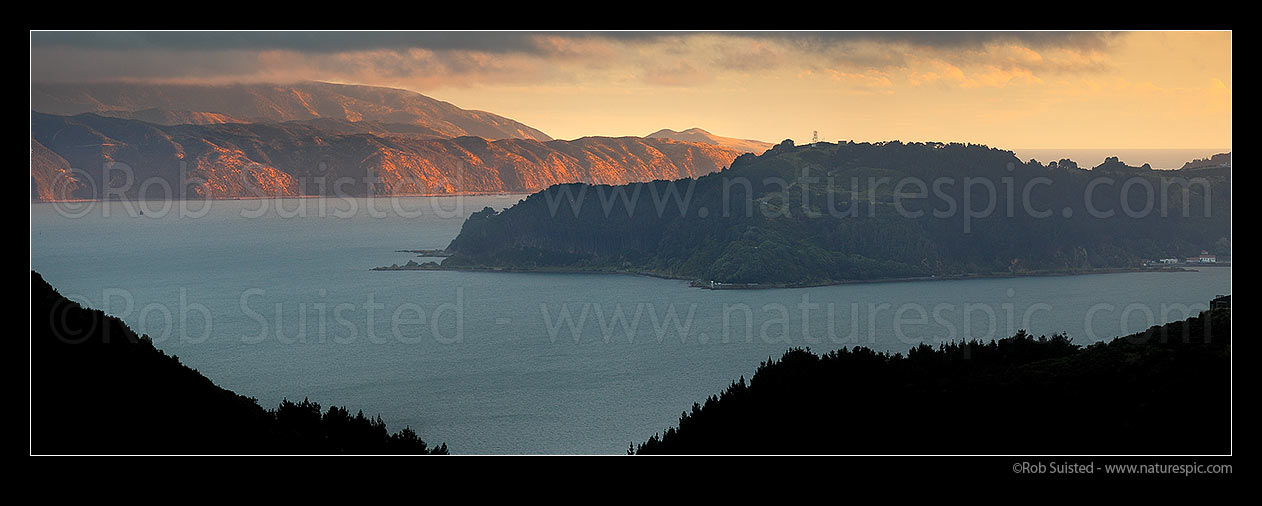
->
633, 308, 1231, 455
30, 271, 447, 455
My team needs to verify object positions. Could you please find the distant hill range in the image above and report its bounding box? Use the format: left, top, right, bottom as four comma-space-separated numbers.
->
31, 80, 552, 141
647, 127, 774, 155
31, 112, 743, 200
1181, 152, 1231, 170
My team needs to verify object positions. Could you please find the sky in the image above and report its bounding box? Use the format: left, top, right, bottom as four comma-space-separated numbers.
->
30, 31, 1231, 149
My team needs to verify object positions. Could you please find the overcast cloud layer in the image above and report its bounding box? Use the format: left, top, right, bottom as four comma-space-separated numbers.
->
31, 31, 1115, 53
30, 31, 1120, 86
28, 31, 1229, 149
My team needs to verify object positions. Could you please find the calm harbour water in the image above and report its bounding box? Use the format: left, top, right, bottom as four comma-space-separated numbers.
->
30, 196, 1231, 454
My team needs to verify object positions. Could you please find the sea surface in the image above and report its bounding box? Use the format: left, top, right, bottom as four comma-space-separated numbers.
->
30, 196, 1232, 454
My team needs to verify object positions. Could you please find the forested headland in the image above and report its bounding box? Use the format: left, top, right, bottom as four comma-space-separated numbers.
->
442, 140, 1230, 286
